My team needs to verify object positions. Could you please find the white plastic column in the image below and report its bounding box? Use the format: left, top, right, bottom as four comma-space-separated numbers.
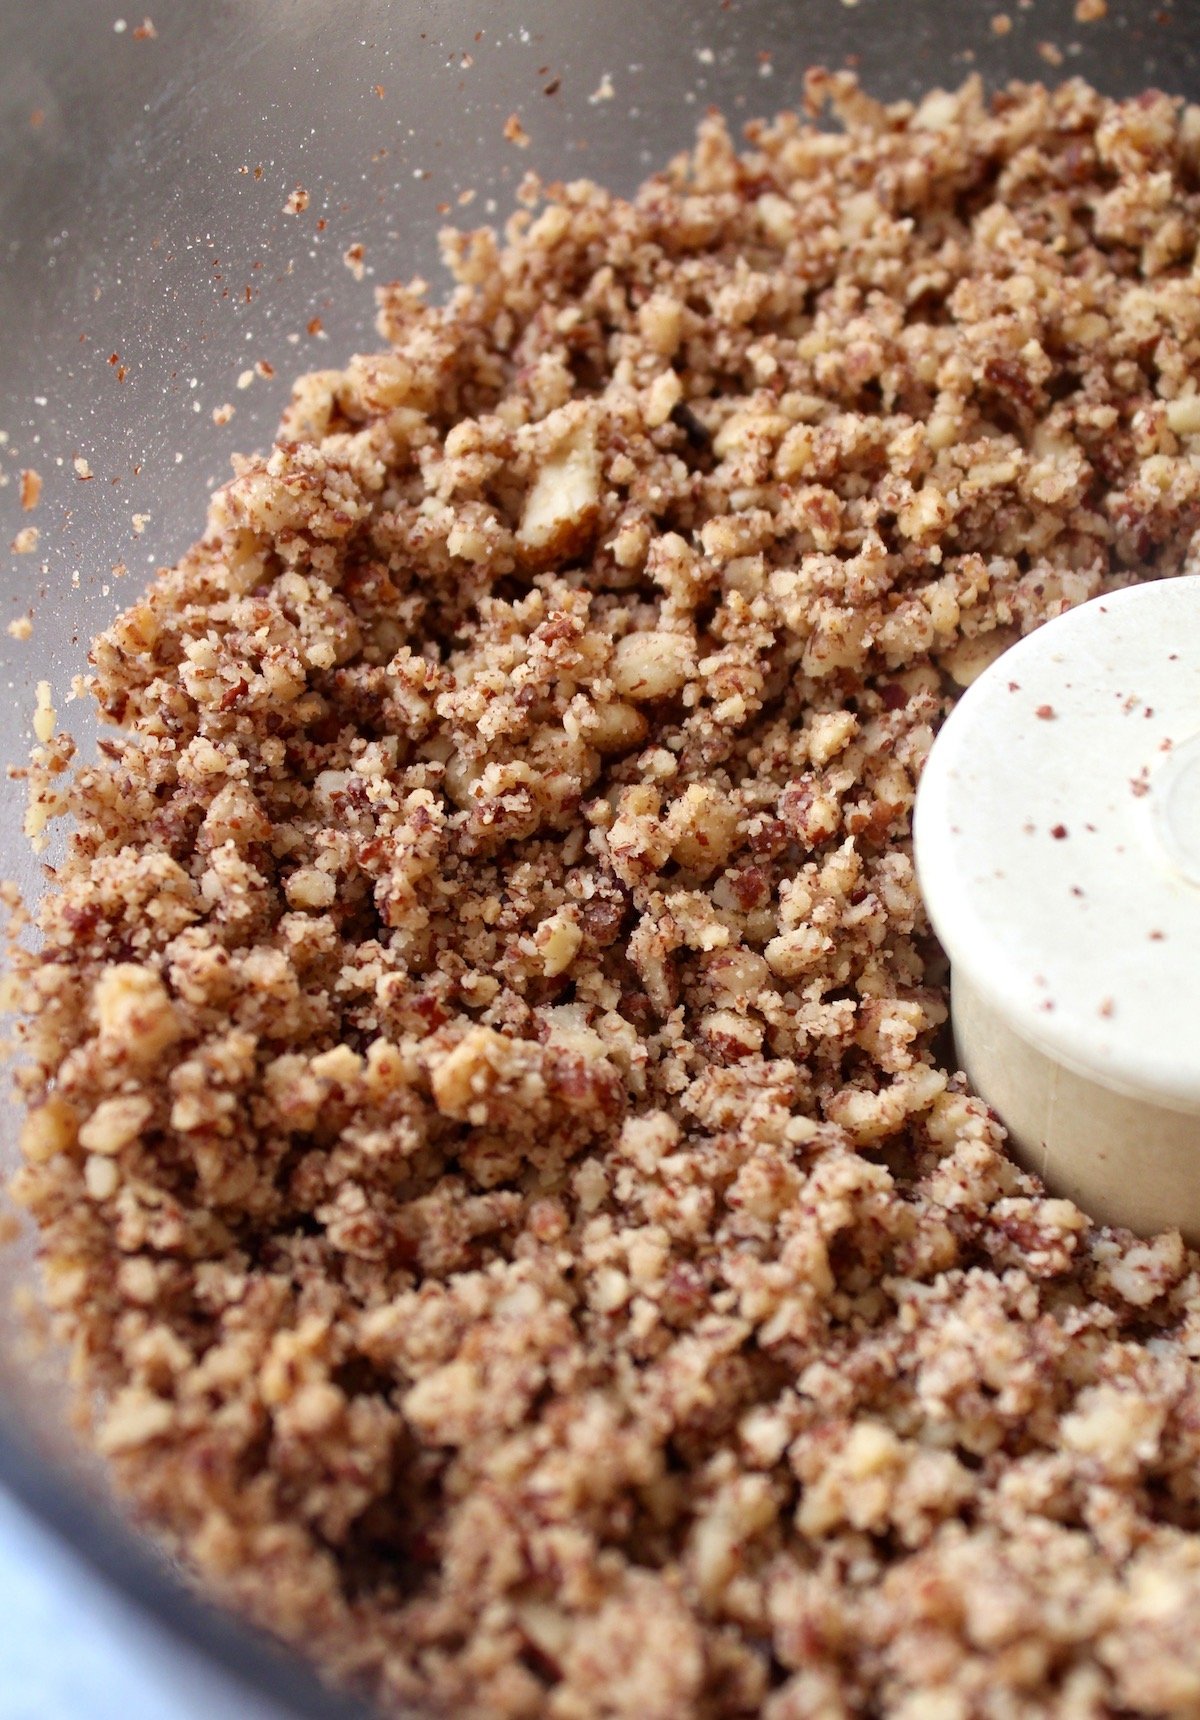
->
914, 576, 1200, 1241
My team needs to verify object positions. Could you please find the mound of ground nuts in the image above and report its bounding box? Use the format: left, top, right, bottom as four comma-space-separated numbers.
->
10, 73, 1200, 1719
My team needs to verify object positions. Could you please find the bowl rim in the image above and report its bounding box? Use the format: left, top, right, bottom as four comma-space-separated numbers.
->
0, 1415, 369, 1720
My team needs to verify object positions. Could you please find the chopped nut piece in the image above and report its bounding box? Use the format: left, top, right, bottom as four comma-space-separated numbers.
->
78, 1094, 151, 1155
503, 112, 530, 148
32, 680, 55, 743
611, 630, 696, 701
94, 963, 181, 1065
285, 866, 336, 909
534, 909, 582, 977
19, 1097, 78, 1164
1166, 396, 1200, 436
516, 417, 600, 564
84, 1154, 120, 1200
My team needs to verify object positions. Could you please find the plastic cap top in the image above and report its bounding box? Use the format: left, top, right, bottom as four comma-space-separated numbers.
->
914, 576, 1200, 1113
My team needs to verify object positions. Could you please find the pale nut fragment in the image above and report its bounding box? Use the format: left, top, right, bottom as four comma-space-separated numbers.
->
704, 947, 771, 1006
666, 783, 740, 876
1166, 395, 1200, 436
938, 627, 1018, 688
96, 1387, 176, 1455
430, 1025, 508, 1122
310, 1044, 364, 1086
636, 291, 684, 356
611, 631, 696, 702
33, 680, 56, 744
896, 483, 951, 542
699, 1008, 764, 1061
94, 963, 182, 1066
286, 866, 337, 910
534, 910, 583, 978
765, 925, 831, 980
19, 1096, 79, 1165
610, 517, 650, 569
712, 409, 789, 459
84, 1155, 120, 1201
516, 421, 601, 566
775, 422, 815, 481
644, 369, 683, 430
580, 699, 648, 756
807, 710, 859, 768
79, 1094, 152, 1156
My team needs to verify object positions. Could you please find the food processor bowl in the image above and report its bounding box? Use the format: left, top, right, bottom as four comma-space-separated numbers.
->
1, 1, 1196, 1712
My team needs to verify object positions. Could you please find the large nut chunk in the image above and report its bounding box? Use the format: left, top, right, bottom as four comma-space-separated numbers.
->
430, 1025, 519, 1124
286, 866, 337, 910
938, 627, 1018, 689
534, 909, 583, 978
611, 631, 696, 702
666, 783, 740, 876
1167, 395, 1200, 437
580, 699, 648, 756
20, 1096, 79, 1165
516, 416, 601, 567
94, 964, 182, 1067
96, 1387, 176, 1455
429, 1023, 622, 1134
79, 1094, 153, 1156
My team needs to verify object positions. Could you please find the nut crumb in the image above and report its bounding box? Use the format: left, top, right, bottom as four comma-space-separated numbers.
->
10, 526, 38, 555
342, 242, 365, 280
503, 113, 530, 148
19, 469, 41, 511
1075, 0, 1107, 18
283, 185, 310, 216
7, 616, 32, 640
32, 679, 55, 743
